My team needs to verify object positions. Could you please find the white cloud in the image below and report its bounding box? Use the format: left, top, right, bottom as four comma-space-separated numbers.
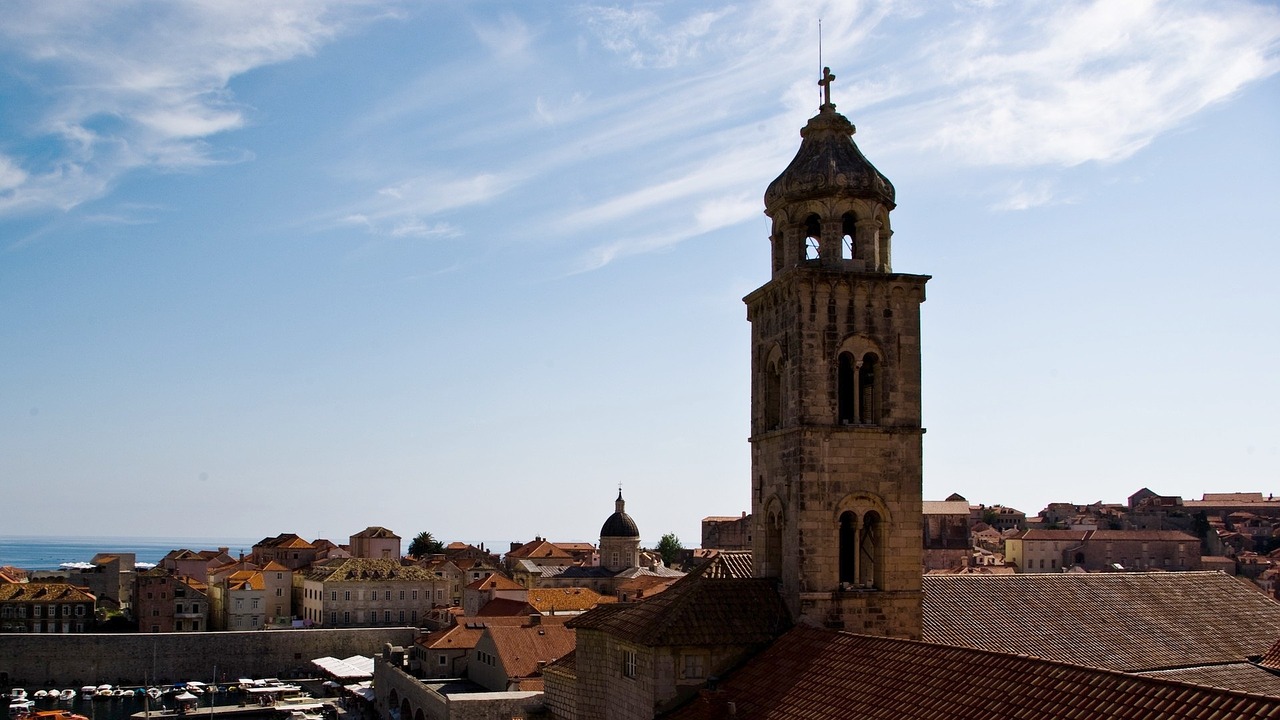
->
899, 0, 1280, 168
0, 156, 28, 191
0, 1, 395, 215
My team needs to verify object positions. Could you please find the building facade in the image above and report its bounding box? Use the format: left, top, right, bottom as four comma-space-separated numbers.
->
0, 582, 95, 633
747, 79, 927, 636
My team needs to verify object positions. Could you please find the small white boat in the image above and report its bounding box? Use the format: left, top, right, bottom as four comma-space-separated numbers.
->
58, 690, 75, 703
93, 685, 113, 700
33, 691, 48, 700
8, 690, 27, 702
146, 688, 162, 701
78, 687, 95, 701
7, 700, 34, 715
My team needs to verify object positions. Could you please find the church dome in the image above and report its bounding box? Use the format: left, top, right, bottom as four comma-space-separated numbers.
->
600, 490, 640, 538
763, 103, 895, 217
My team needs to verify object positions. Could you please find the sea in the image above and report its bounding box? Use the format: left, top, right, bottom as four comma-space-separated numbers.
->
0, 536, 262, 572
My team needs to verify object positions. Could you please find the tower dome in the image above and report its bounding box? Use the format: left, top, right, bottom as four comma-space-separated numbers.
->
763, 102, 895, 218
600, 490, 640, 538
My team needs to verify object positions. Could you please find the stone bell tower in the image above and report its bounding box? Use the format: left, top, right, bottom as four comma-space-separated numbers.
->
747, 69, 927, 637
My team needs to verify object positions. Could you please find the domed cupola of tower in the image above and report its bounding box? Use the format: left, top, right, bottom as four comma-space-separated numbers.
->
763, 68, 896, 274
599, 490, 641, 572
600, 490, 640, 538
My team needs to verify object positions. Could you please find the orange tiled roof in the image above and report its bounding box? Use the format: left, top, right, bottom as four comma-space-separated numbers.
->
485, 624, 575, 680
1139, 663, 1280, 697
465, 572, 523, 591
352, 526, 399, 539
260, 560, 290, 572
226, 570, 264, 591
506, 539, 572, 560
665, 626, 1280, 720
0, 582, 95, 603
923, 572, 1280, 672
569, 575, 788, 647
476, 598, 535, 617
527, 587, 612, 613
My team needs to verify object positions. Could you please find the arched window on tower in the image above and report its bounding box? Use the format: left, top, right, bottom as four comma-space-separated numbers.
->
837, 352, 856, 424
841, 212, 856, 260
804, 214, 821, 261
858, 353, 880, 424
859, 511, 881, 589
764, 355, 782, 431
764, 508, 783, 579
839, 511, 858, 585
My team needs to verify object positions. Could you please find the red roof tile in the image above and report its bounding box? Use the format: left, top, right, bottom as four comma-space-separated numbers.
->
665, 626, 1280, 720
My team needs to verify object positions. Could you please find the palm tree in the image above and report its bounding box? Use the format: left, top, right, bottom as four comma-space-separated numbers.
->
408, 531, 444, 558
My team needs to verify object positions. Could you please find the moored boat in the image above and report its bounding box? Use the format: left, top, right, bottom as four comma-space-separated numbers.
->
31, 711, 90, 720
7, 690, 27, 702
7, 700, 34, 716
57, 691, 74, 703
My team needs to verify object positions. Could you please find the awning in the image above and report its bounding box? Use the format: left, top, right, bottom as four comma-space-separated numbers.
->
312, 655, 374, 679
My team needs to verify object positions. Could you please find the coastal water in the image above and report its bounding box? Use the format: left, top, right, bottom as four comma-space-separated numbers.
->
0, 537, 261, 572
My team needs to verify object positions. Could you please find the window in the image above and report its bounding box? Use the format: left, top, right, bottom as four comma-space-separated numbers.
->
331, 591, 337, 601
839, 510, 882, 589
151, 625, 160, 633
192, 603, 199, 613
384, 610, 391, 623
252, 598, 259, 609
385, 591, 392, 601
399, 610, 405, 623
438, 655, 447, 666
622, 650, 637, 679
176, 604, 184, 614
411, 610, 417, 622
436, 589, 443, 600
803, 214, 821, 261
330, 612, 338, 624
33, 606, 41, 618
682, 654, 705, 680
276, 573, 283, 580
399, 591, 405, 600
61, 605, 70, 617
841, 212, 856, 260
344, 591, 350, 601
412, 590, 418, 600
276, 588, 282, 597
343, 611, 350, 624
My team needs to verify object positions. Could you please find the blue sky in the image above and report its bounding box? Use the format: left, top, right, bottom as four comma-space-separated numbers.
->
2, 0, 1278, 549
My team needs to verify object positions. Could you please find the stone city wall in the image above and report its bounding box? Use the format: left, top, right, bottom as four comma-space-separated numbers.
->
0, 627, 416, 687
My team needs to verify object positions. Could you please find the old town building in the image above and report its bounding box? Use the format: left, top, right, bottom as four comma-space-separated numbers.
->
0, 581, 95, 633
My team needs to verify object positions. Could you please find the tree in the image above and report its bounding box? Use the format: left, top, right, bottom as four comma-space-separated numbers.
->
408, 531, 444, 558
656, 533, 684, 567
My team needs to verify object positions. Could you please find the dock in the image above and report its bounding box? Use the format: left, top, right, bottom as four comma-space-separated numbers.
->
129, 702, 332, 720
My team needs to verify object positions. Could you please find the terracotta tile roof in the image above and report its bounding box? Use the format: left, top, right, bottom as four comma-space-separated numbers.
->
695, 550, 753, 579
616, 575, 680, 599
257, 533, 315, 549
465, 572, 523, 591
1259, 636, 1280, 670
352, 526, 399, 539
1016, 529, 1091, 541
227, 570, 264, 591
419, 623, 486, 651
485, 624, 575, 680
664, 626, 1280, 720
476, 598, 536, 617
1086, 529, 1200, 542
554, 542, 596, 552
527, 587, 612, 613
923, 572, 1280, 672
305, 558, 437, 582
1138, 664, 1280, 697
506, 539, 573, 560
0, 582, 97, 603
568, 575, 789, 647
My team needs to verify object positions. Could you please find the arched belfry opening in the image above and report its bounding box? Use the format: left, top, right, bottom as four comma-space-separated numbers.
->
804, 214, 821, 261
837, 349, 881, 425
841, 212, 857, 261
838, 509, 884, 590
858, 352, 880, 424
763, 504, 783, 579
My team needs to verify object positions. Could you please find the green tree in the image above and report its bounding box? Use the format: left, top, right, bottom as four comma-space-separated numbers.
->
408, 531, 445, 558
656, 532, 684, 567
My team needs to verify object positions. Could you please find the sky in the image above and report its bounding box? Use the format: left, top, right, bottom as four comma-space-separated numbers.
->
2, 0, 1278, 550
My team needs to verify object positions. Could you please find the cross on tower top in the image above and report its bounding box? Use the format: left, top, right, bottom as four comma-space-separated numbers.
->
819, 66, 836, 106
